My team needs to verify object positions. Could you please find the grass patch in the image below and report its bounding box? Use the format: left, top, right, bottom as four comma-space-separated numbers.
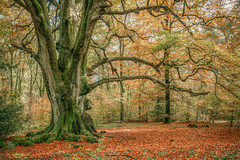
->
23, 141, 34, 147
188, 149, 197, 155
70, 143, 83, 148
62, 134, 84, 142
0, 142, 6, 149
62, 152, 73, 158
31, 133, 51, 144
86, 136, 98, 143
157, 150, 166, 156
12, 138, 26, 146
26, 132, 35, 137
4, 141, 16, 149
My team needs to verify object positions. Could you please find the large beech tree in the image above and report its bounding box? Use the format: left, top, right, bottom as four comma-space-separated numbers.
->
9, 0, 238, 142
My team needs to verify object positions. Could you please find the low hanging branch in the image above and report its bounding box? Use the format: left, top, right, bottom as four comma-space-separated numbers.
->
88, 75, 209, 97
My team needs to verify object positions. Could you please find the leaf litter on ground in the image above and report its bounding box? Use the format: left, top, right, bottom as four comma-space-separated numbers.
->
0, 122, 240, 159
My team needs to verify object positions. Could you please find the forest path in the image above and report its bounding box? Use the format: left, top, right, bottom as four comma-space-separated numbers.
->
1, 122, 240, 159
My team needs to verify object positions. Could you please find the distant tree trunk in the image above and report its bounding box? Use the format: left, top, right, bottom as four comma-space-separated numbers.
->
119, 39, 124, 122
164, 48, 171, 124
120, 88, 124, 121
185, 106, 190, 122
10, 51, 14, 94
138, 93, 142, 121
155, 96, 163, 122
36, 72, 45, 97
27, 59, 38, 125
195, 107, 199, 122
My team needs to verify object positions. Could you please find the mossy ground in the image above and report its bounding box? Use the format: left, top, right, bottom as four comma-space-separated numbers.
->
1, 132, 99, 150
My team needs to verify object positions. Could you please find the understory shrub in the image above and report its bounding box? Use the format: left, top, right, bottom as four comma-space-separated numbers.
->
0, 91, 24, 137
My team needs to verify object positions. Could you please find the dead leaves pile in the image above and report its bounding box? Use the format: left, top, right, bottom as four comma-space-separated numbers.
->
1, 122, 240, 159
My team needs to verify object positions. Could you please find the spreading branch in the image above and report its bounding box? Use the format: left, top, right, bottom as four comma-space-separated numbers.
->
103, 5, 167, 15
88, 57, 161, 74
88, 75, 209, 97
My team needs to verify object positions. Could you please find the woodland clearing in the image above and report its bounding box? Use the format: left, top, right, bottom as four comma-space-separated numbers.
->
1, 122, 240, 160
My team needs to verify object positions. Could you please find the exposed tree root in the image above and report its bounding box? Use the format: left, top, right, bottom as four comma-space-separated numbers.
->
6, 128, 100, 148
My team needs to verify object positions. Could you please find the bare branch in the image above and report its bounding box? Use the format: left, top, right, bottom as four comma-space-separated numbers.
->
49, 0, 60, 8
215, 77, 240, 100
176, 67, 210, 82
92, 47, 125, 92
104, 5, 193, 36
10, 43, 34, 54
166, 6, 193, 36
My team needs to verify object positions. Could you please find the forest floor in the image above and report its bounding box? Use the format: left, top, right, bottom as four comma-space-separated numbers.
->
0, 122, 240, 159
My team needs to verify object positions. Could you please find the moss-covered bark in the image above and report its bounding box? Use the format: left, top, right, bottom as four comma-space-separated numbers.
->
12, 0, 108, 144
14, 93, 99, 145
35, 93, 99, 143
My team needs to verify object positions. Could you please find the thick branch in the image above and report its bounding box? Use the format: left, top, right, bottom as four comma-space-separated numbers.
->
23, 0, 58, 72
103, 5, 167, 15
14, 0, 29, 11
88, 57, 161, 73
88, 75, 209, 97
176, 67, 211, 82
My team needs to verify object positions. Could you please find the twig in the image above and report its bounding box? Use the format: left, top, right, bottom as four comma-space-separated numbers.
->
106, 154, 136, 159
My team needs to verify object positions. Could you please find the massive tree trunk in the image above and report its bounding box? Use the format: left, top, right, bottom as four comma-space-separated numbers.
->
13, 0, 108, 142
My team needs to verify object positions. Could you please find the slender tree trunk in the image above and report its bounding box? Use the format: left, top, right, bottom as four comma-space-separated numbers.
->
164, 49, 171, 124
119, 39, 124, 122
163, 14, 172, 124
155, 96, 163, 122
195, 107, 199, 122
10, 51, 14, 94
120, 89, 124, 121
27, 59, 38, 125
